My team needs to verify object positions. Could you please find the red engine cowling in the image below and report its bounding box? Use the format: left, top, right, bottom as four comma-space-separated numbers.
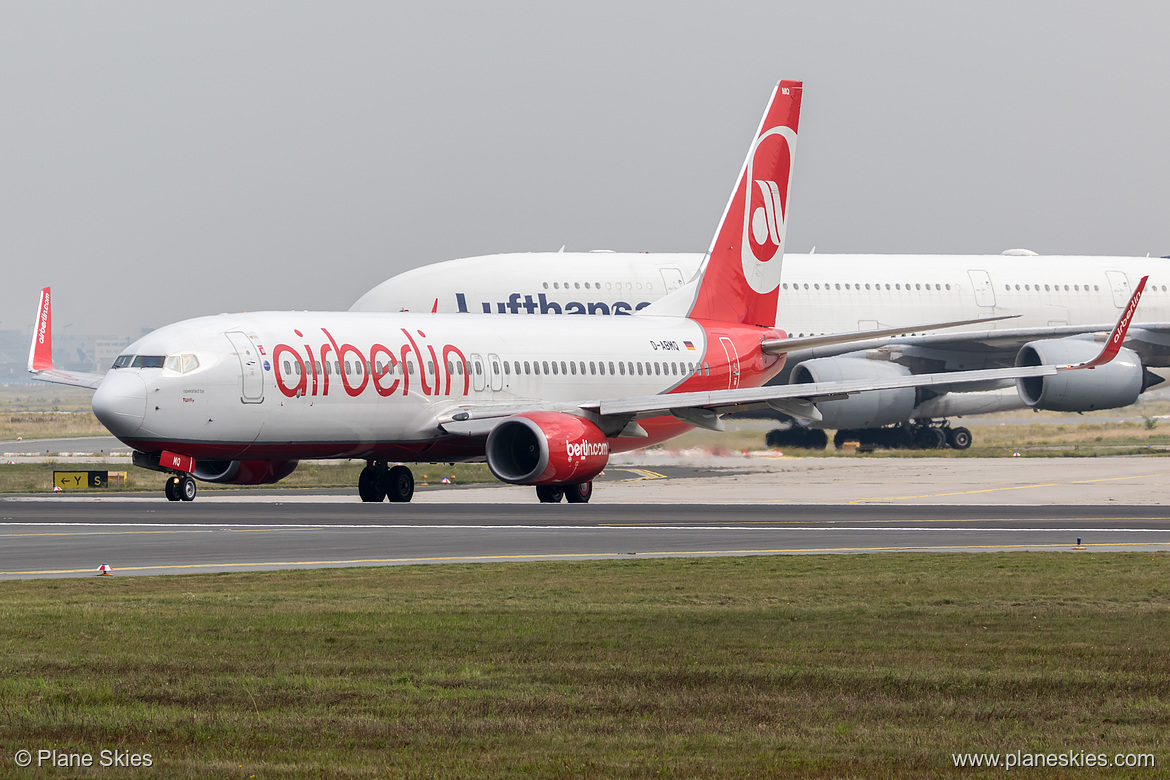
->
191, 460, 299, 485
485, 412, 610, 486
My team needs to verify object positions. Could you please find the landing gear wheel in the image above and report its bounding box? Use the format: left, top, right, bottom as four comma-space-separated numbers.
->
564, 482, 593, 504
178, 475, 197, 501
947, 426, 973, 450
536, 485, 565, 503
914, 426, 947, 450
358, 466, 386, 502
382, 465, 414, 503
164, 477, 181, 502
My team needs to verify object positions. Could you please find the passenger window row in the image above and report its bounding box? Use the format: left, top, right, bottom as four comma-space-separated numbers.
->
279, 358, 715, 383
543, 281, 654, 292
783, 282, 953, 291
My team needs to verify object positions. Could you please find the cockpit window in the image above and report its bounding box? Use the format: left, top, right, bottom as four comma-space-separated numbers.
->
112, 355, 133, 369
164, 354, 201, 374
132, 355, 166, 368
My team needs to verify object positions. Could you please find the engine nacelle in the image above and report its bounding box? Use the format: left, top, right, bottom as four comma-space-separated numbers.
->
486, 412, 610, 486
191, 460, 299, 485
790, 357, 915, 429
1015, 338, 1142, 411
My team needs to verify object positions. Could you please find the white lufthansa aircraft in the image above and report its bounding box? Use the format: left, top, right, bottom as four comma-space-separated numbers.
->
29, 81, 1146, 502
354, 252, 1170, 449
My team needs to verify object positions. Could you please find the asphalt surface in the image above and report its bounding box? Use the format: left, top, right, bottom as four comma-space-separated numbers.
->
3, 498, 1169, 580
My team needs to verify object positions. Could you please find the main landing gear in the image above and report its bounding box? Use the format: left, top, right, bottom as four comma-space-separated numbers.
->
536, 482, 593, 504
356, 463, 593, 505
164, 474, 197, 502
358, 461, 416, 503
828, 421, 973, 451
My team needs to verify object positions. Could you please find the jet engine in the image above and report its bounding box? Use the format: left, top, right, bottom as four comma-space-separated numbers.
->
485, 411, 610, 486
190, 460, 300, 485
1015, 338, 1143, 412
789, 357, 916, 429
132, 452, 299, 484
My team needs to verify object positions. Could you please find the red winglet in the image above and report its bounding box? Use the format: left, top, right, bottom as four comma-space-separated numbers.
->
28, 287, 54, 371
1070, 275, 1147, 369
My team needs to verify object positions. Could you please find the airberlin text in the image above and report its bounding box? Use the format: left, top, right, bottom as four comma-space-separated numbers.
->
456, 292, 652, 316
566, 439, 608, 462
272, 328, 469, 399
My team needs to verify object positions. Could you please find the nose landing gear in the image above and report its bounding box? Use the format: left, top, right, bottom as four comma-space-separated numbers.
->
164, 474, 197, 502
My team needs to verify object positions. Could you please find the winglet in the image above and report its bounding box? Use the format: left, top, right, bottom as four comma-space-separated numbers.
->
1067, 275, 1147, 369
28, 287, 54, 372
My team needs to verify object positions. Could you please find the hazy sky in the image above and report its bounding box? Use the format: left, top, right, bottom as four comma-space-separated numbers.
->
2, 2, 1168, 335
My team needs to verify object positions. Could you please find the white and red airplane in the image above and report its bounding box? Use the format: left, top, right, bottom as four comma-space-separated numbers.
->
27, 81, 1147, 502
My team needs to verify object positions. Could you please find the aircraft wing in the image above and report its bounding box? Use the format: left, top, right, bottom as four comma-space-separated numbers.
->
779, 322, 1170, 371
28, 368, 104, 390
26, 287, 106, 390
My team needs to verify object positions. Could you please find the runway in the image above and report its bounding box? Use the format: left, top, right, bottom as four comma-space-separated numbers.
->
3, 456, 1170, 579
4, 498, 1170, 580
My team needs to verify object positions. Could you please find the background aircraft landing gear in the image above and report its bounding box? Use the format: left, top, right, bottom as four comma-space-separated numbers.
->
536, 485, 564, 503
946, 426, 972, 450
359, 462, 414, 503
165, 475, 196, 501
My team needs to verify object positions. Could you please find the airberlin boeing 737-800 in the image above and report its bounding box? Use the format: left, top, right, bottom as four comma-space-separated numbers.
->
28, 81, 1146, 502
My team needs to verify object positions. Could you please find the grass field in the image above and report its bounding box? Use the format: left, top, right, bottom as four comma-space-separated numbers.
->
0, 554, 1166, 778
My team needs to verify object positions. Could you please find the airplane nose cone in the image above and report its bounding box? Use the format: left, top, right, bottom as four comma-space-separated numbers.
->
92, 372, 147, 439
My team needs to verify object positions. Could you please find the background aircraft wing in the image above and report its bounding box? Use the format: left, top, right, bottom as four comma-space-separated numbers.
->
778, 321, 1170, 372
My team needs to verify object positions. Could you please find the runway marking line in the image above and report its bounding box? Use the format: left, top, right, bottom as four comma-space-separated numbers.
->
6, 540, 1170, 576
847, 471, 1170, 503
608, 468, 667, 481
0, 527, 317, 539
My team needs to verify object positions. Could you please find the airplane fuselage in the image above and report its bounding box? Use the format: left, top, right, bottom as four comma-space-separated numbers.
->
353, 252, 1170, 336
94, 310, 784, 461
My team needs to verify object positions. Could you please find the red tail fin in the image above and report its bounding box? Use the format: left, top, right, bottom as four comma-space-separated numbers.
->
28, 287, 54, 371
688, 80, 801, 327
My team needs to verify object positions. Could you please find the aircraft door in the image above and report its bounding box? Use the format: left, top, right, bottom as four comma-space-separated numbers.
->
967, 270, 996, 308
719, 337, 741, 390
660, 267, 686, 292
225, 331, 264, 404
487, 353, 503, 391
1106, 271, 1131, 308
470, 353, 486, 392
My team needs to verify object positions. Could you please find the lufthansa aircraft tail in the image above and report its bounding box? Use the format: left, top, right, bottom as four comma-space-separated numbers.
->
686, 79, 801, 329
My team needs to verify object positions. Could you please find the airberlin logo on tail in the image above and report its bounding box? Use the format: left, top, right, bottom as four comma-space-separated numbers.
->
37, 290, 50, 346
740, 125, 796, 294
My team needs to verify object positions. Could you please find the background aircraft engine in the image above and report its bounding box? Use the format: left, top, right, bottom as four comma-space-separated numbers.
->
486, 412, 610, 486
191, 460, 299, 485
789, 357, 915, 429
1015, 338, 1142, 411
